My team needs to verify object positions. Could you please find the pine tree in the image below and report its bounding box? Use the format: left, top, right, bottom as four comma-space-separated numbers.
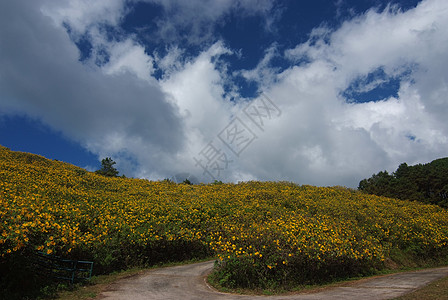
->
95, 157, 119, 177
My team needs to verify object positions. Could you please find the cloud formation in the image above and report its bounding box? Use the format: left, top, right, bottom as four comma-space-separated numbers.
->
1, 0, 447, 187
0, 0, 185, 178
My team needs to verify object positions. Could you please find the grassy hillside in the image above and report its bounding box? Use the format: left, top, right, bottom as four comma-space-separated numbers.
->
1, 145, 448, 297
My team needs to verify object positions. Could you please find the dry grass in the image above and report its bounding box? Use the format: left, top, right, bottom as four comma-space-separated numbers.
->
395, 275, 448, 300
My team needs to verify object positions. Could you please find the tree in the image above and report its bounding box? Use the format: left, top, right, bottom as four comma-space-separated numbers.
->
182, 178, 192, 185
358, 157, 448, 208
96, 157, 119, 177
358, 171, 395, 197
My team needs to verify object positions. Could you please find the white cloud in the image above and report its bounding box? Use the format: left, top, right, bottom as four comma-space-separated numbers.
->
1, 0, 447, 187
154, 46, 185, 77
160, 42, 234, 156
137, 0, 276, 45
239, 43, 280, 89
40, 0, 127, 34
103, 38, 155, 80
266, 0, 448, 185
0, 0, 185, 179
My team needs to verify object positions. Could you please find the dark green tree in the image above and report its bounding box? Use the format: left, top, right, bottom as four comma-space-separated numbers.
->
358, 158, 448, 208
182, 178, 192, 185
96, 157, 119, 177
358, 171, 394, 197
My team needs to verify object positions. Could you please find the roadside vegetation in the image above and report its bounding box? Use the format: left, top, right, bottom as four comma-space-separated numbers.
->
1, 145, 447, 298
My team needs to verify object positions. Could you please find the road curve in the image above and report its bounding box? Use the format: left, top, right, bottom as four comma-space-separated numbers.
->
96, 261, 448, 300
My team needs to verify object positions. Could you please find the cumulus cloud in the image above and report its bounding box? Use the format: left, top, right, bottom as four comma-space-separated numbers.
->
141, 0, 276, 45
0, 0, 185, 178
40, 0, 127, 34
254, 0, 448, 185
158, 41, 237, 177
238, 43, 280, 89
1, 0, 447, 186
102, 38, 155, 80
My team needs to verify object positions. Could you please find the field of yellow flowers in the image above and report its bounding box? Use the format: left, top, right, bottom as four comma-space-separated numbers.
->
1, 145, 448, 294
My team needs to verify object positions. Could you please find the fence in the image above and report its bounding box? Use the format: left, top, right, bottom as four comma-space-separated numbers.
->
33, 251, 94, 284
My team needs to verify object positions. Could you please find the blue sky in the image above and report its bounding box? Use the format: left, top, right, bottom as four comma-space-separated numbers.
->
0, 0, 447, 186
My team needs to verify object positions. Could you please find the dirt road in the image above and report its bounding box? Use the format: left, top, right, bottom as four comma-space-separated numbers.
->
97, 261, 448, 300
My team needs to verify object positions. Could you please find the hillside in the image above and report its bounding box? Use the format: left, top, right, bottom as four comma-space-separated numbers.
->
1, 145, 448, 297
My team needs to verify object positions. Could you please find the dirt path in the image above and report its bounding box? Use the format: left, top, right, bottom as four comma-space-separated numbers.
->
96, 261, 448, 300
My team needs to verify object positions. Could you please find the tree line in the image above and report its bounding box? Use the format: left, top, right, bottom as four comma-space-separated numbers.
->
358, 157, 448, 208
